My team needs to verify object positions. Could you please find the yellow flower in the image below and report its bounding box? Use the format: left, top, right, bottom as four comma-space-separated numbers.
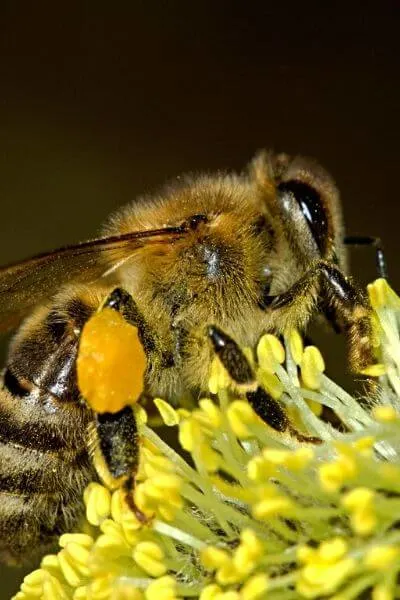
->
13, 279, 400, 600
342, 487, 377, 536
297, 556, 356, 598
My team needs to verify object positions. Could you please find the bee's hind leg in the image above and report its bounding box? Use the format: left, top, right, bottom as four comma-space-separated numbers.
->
83, 287, 158, 523
207, 326, 321, 444
92, 406, 149, 523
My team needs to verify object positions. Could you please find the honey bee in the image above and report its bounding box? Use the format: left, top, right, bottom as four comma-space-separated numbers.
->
0, 151, 383, 565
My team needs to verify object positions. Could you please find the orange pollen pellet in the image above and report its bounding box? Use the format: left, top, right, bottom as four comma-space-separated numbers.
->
77, 308, 147, 414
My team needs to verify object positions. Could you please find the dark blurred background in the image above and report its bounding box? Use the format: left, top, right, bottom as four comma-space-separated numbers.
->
1, 1, 399, 596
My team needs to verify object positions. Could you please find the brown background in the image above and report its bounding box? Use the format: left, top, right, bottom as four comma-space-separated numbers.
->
1, 1, 399, 595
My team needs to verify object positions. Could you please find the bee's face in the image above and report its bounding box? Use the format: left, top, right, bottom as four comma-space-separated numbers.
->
252, 152, 347, 272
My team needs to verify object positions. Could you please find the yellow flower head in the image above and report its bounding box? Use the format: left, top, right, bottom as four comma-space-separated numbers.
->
13, 280, 400, 600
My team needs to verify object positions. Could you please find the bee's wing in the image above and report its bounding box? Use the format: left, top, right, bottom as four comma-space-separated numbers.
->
0, 226, 185, 332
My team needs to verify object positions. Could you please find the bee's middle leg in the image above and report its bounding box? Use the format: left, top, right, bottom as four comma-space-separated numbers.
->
208, 325, 320, 443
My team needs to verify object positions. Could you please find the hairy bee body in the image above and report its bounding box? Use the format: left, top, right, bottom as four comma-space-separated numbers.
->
0, 151, 375, 564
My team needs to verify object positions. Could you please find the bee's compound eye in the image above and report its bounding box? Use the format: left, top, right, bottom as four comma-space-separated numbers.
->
77, 308, 147, 414
260, 265, 272, 280
259, 265, 272, 295
277, 180, 328, 254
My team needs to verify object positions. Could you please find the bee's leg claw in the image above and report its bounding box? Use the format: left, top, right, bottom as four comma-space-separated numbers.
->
123, 476, 152, 524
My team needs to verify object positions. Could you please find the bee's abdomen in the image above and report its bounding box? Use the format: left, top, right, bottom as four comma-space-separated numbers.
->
0, 374, 94, 565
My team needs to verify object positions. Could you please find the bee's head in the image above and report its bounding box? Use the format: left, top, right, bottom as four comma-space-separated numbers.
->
252, 152, 347, 272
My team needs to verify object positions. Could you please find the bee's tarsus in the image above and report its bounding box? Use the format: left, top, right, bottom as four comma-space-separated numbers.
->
246, 387, 289, 433
258, 260, 376, 377
208, 325, 288, 430
207, 325, 227, 350
123, 477, 150, 525
287, 425, 322, 445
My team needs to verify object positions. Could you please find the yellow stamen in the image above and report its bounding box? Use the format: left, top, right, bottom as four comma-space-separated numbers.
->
133, 541, 167, 577
154, 398, 180, 426
257, 334, 285, 371
288, 329, 304, 365
373, 405, 399, 422
301, 346, 325, 390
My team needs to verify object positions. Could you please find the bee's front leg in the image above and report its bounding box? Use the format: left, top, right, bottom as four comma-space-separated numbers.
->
260, 261, 376, 380
318, 264, 375, 376
208, 325, 320, 443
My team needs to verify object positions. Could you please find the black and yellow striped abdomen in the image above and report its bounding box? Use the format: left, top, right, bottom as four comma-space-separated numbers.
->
0, 374, 94, 564
0, 293, 97, 565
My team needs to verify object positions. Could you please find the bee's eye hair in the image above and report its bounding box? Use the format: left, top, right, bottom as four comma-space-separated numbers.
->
277, 180, 328, 254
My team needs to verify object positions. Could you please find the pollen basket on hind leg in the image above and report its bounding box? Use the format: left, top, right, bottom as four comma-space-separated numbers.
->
77, 308, 147, 414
